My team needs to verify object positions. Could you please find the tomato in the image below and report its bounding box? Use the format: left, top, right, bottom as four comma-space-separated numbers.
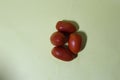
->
51, 46, 77, 61
56, 21, 77, 33
50, 31, 67, 46
68, 32, 82, 54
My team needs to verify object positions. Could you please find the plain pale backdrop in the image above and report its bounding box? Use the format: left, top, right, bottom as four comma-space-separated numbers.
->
0, 0, 120, 80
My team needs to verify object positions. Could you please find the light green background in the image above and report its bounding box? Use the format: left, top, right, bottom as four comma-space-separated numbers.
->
0, 0, 120, 80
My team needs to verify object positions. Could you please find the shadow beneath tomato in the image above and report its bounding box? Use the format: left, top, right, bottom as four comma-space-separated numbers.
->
62, 20, 80, 31
77, 31, 87, 51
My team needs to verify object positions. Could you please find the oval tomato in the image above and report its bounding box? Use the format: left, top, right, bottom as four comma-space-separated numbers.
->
51, 46, 77, 61
68, 32, 82, 54
50, 31, 67, 46
56, 21, 77, 33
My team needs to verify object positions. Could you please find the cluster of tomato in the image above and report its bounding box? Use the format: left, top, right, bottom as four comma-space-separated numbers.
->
50, 21, 82, 61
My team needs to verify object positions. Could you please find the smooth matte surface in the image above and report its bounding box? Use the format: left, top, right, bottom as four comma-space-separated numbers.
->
0, 0, 120, 80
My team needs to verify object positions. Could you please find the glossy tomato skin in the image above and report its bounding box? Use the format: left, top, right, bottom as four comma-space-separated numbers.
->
52, 46, 77, 61
50, 32, 67, 46
68, 32, 82, 54
56, 21, 77, 33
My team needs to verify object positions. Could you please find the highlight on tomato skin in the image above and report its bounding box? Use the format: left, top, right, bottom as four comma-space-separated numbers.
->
56, 21, 77, 33
68, 32, 82, 54
51, 46, 78, 61
50, 31, 67, 46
